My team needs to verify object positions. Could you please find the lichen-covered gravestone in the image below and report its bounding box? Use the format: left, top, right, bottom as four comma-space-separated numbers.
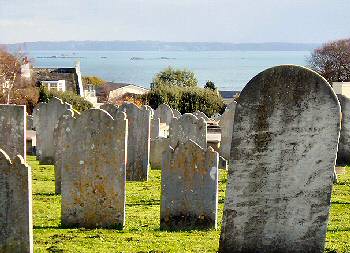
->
53, 109, 76, 194
219, 65, 341, 253
36, 97, 72, 164
154, 104, 175, 125
150, 137, 170, 169
119, 103, 151, 181
0, 105, 26, 160
337, 94, 350, 164
61, 109, 127, 228
169, 113, 207, 149
218, 101, 237, 160
0, 150, 33, 253
150, 116, 161, 140
161, 140, 218, 230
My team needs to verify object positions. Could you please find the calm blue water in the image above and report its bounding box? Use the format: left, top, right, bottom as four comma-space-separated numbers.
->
26, 50, 310, 91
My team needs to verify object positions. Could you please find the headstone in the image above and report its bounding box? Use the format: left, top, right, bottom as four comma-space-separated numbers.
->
36, 97, 72, 164
154, 104, 175, 125
0, 150, 33, 253
150, 137, 170, 169
119, 103, 151, 181
61, 109, 127, 228
32, 107, 39, 131
0, 105, 26, 160
26, 114, 34, 130
169, 113, 207, 149
100, 103, 119, 114
173, 109, 181, 118
193, 111, 209, 121
218, 102, 237, 160
337, 94, 350, 164
150, 116, 161, 140
161, 140, 218, 230
53, 109, 75, 194
219, 65, 341, 253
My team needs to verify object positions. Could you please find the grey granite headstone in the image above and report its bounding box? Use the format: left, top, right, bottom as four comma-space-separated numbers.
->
61, 109, 127, 228
119, 103, 151, 181
219, 65, 341, 253
218, 102, 237, 160
0, 150, 33, 253
161, 140, 218, 230
53, 109, 76, 194
0, 104, 26, 160
169, 113, 207, 149
173, 109, 181, 118
36, 97, 72, 164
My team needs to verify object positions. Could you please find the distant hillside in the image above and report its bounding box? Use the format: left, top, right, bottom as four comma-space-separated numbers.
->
4, 41, 320, 51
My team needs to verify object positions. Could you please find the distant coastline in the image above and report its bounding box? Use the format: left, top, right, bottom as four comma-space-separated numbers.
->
3, 40, 320, 52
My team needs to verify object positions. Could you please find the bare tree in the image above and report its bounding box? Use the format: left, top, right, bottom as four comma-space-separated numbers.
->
308, 39, 350, 83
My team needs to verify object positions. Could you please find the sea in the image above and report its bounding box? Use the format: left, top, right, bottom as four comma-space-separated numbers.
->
26, 50, 311, 91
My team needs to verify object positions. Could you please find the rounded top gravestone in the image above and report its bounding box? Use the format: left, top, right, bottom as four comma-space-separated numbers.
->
219, 65, 341, 253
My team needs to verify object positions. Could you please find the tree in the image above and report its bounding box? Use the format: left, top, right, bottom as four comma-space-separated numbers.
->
204, 80, 216, 91
151, 67, 198, 89
308, 39, 350, 83
0, 48, 23, 104
82, 76, 106, 87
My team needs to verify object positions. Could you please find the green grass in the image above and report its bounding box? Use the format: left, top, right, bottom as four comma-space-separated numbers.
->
28, 155, 350, 252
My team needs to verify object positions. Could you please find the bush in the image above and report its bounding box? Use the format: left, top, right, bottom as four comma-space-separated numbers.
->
143, 85, 225, 117
151, 67, 198, 89
82, 76, 106, 87
39, 86, 93, 112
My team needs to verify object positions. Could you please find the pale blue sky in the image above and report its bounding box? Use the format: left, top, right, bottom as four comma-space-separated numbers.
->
0, 0, 349, 44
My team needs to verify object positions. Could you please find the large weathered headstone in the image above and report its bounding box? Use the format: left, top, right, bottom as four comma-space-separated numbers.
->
169, 113, 207, 149
0, 150, 33, 253
119, 103, 151, 181
161, 140, 218, 230
100, 103, 119, 114
337, 94, 350, 164
154, 104, 175, 125
36, 97, 72, 164
61, 109, 127, 228
150, 116, 161, 140
219, 65, 341, 253
0, 105, 26, 160
218, 101, 237, 160
53, 109, 76, 194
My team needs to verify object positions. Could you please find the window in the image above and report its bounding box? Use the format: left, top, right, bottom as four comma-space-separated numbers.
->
41, 80, 66, 92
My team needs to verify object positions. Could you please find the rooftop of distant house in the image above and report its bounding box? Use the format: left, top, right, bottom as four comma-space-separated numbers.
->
219, 90, 240, 99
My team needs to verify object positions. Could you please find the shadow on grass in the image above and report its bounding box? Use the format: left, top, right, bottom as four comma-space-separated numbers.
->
331, 200, 350, 205
34, 192, 58, 196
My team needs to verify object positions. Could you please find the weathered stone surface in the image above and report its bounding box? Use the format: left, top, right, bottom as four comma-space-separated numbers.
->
150, 116, 161, 140
53, 109, 76, 194
0, 150, 33, 253
169, 113, 207, 149
150, 137, 170, 169
210, 113, 221, 121
154, 104, 175, 125
173, 109, 181, 118
100, 103, 119, 114
218, 101, 237, 160
32, 107, 39, 131
26, 114, 34, 130
161, 140, 218, 230
193, 111, 209, 121
119, 103, 151, 181
61, 109, 127, 228
337, 94, 350, 164
0, 105, 26, 160
219, 65, 341, 253
35, 97, 72, 164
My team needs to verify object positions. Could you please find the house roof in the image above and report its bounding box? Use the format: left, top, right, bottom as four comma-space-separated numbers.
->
96, 82, 148, 97
219, 90, 240, 99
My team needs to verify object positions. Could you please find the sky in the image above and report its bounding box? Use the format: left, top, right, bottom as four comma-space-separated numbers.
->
0, 0, 349, 44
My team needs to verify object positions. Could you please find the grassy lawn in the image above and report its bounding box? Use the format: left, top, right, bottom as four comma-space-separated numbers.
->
28, 155, 350, 252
